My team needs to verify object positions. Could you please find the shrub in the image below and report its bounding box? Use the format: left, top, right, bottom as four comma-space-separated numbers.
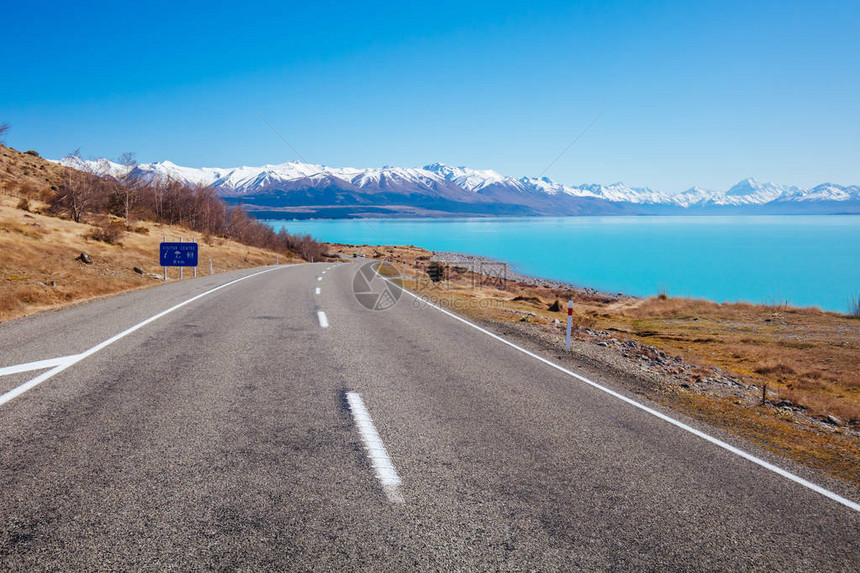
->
87, 219, 126, 244
24, 150, 39, 157
848, 294, 860, 318
755, 361, 796, 377
657, 292, 669, 301
849, 294, 860, 318
16, 197, 29, 211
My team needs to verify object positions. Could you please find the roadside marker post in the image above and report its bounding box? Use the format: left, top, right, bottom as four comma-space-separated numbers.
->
565, 300, 573, 351
162, 236, 166, 280
179, 237, 183, 280
209, 258, 213, 275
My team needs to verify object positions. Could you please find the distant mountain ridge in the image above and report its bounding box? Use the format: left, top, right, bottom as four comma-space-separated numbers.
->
57, 156, 860, 218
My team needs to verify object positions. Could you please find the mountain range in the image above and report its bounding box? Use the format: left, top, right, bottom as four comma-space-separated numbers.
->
58, 156, 860, 218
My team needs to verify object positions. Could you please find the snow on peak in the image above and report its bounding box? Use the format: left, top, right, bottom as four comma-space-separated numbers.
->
423, 163, 507, 192
52, 155, 857, 208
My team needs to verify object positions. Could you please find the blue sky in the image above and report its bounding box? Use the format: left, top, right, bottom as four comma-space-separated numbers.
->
1, 0, 857, 192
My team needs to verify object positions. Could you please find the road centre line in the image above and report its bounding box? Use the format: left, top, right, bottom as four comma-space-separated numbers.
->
317, 311, 329, 328
345, 392, 404, 504
0, 266, 287, 407
375, 266, 860, 513
317, 276, 323, 281
315, 287, 321, 295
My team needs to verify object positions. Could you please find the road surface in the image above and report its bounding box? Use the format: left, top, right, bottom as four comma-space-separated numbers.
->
0, 262, 857, 570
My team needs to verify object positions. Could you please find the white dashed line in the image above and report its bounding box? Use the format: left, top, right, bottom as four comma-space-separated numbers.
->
376, 267, 860, 514
315, 287, 321, 295
317, 311, 329, 328
345, 392, 404, 504
317, 276, 322, 281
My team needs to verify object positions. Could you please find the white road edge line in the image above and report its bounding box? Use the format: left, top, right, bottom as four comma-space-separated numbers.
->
315, 287, 321, 295
376, 268, 860, 513
0, 354, 82, 377
317, 311, 329, 328
0, 266, 287, 407
345, 391, 404, 504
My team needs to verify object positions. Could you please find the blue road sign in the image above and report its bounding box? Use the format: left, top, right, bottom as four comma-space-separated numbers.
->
160, 242, 199, 267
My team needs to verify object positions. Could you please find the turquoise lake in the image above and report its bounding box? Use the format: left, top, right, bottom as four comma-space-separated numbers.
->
266, 216, 860, 313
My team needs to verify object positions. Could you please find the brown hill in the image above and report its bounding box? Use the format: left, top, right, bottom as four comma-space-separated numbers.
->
0, 146, 312, 322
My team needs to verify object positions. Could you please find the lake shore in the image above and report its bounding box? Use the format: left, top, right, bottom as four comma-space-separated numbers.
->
329, 241, 860, 486
429, 250, 625, 300
273, 215, 860, 313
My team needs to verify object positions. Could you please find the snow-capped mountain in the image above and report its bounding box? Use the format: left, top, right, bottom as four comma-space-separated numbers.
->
56, 156, 860, 218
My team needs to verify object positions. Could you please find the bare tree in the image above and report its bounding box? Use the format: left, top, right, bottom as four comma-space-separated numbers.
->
50, 148, 107, 222
0, 122, 9, 145
117, 151, 137, 223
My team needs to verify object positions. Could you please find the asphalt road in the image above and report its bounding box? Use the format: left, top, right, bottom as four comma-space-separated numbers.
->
0, 262, 857, 570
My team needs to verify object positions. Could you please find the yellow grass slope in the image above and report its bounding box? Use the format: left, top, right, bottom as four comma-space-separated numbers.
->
0, 194, 298, 322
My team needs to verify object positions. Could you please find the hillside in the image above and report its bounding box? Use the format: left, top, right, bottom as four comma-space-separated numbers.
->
60, 156, 860, 218
0, 146, 309, 322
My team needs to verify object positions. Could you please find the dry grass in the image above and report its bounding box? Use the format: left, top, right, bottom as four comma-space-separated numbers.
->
0, 145, 65, 200
0, 194, 300, 322
328, 243, 860, 484
600, 296, 860, 423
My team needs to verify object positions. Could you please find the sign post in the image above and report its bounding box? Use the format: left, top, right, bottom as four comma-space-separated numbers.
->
160, 240, 199, 280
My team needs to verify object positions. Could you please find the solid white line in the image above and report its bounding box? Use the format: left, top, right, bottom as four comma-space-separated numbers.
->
315, 287, 321, 295
0, 354, 81, 376
345, 392, 404, 504
377, 268, 860, 513
0, 266, 286, 407
317, 311, 329, 328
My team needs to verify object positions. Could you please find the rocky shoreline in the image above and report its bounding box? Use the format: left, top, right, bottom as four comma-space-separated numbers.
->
429, 251, 625, 300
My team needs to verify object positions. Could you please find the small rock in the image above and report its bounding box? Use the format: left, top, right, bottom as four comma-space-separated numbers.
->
133, 267, 144, 275
552, 318, 561, 325
596, 341, 609, 347
825, 415, 843, 427
76, 252, 93, 264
